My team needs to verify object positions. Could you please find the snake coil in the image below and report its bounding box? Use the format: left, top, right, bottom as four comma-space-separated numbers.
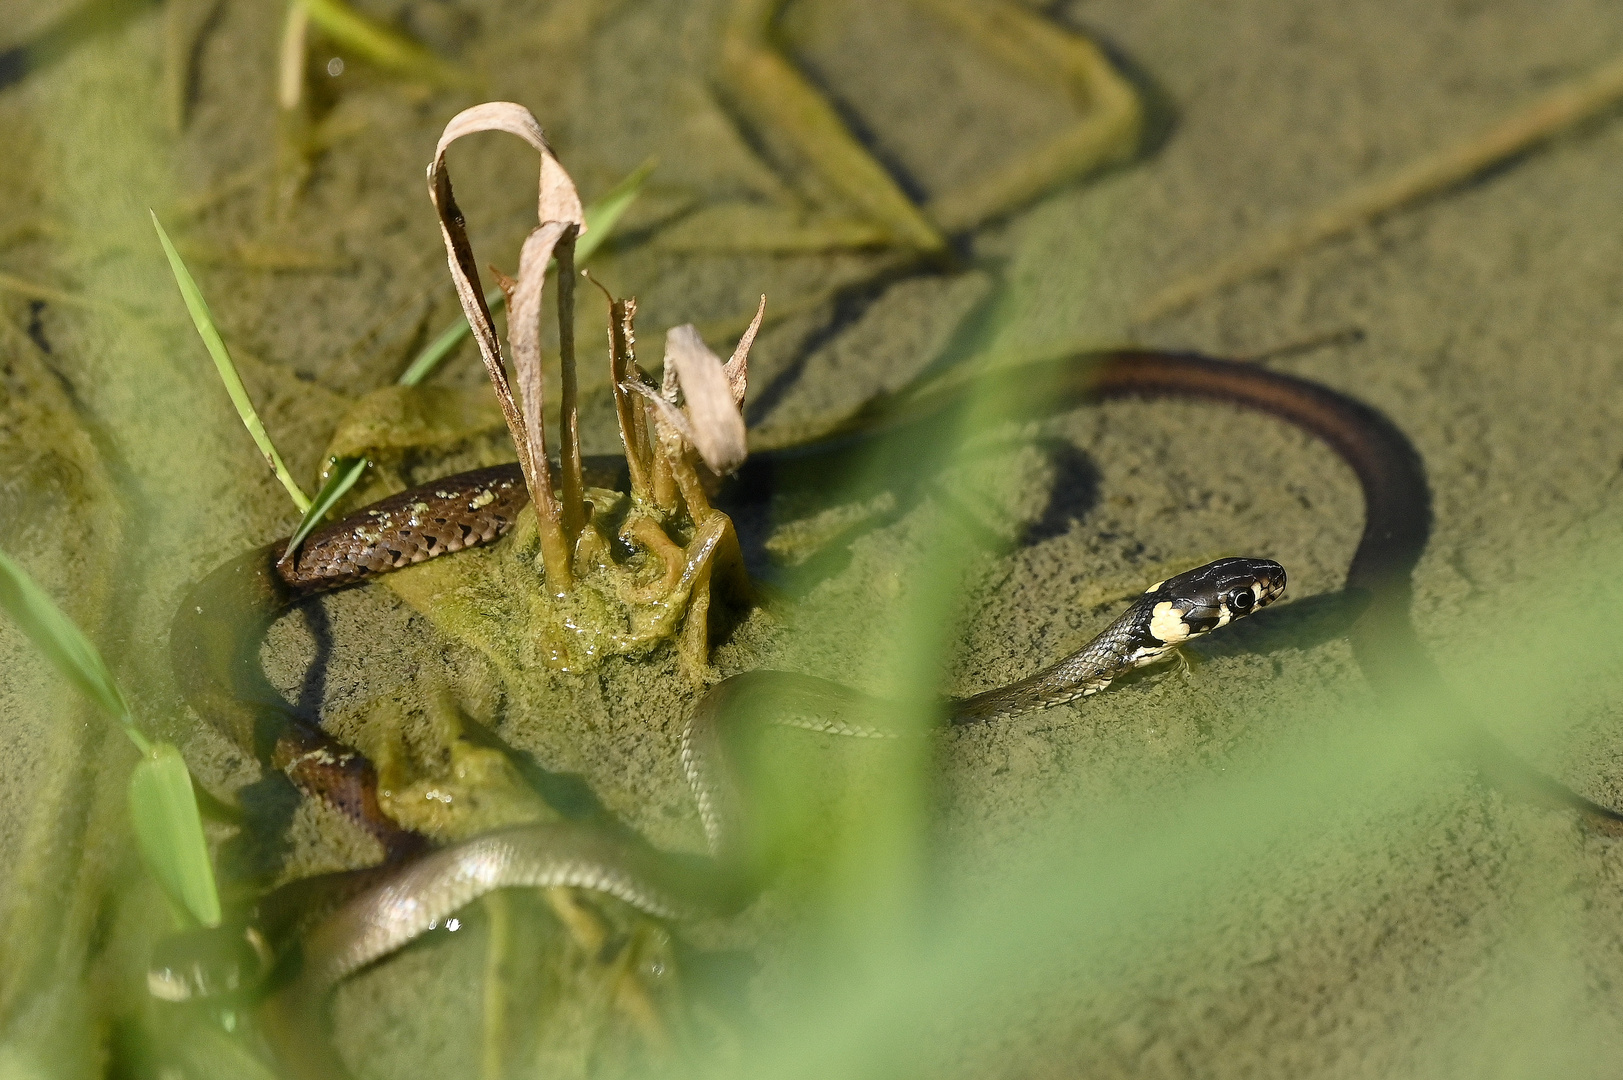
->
164, 350, 1623, 1058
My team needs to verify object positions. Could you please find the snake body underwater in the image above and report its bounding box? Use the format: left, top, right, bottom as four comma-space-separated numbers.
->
163, 349, 1623, 1017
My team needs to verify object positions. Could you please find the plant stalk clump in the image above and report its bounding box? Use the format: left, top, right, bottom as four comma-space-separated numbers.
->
425, 102, 758, 674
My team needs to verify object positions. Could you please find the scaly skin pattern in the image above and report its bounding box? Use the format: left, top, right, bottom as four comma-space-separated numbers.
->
950, 557, 1286, 723
277, 464, 529, 590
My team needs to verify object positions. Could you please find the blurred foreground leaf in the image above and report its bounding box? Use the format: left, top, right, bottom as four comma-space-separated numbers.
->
130, 745, 221, 928
0, 545, 219, 927
0, 547, 132, 735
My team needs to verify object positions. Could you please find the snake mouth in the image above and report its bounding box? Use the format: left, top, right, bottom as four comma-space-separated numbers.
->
1254, 563, 1288, 607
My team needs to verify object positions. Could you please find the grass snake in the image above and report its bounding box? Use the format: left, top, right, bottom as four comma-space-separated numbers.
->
160, 348, 1623, 1040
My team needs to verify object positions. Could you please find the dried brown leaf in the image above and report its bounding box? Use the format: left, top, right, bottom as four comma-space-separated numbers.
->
662, 324, 749, 475
432, 102, 584, 229
427, 101, 589, 588
508, 221, 574, 518
427, 121, 530, 494
723, 294, 766, 409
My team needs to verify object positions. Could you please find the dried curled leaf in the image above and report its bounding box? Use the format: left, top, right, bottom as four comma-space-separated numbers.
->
662, 324, 749, 475
434, 103, 584, 227
426, 101, 589, 590
724, 295, 766, 409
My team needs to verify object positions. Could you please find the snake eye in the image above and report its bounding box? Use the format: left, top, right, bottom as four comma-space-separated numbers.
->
1228, 588, 1255, 613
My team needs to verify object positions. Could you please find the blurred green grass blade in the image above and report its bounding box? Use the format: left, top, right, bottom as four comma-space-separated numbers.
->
285, 455, 368, 559
0, 547, 143, 751
297, 0, 463, 85
166, 1013, 283, 1080
398, 284, 507, 388
129, 744, 221, 928
397, 161, 654, 386
0, 547, 219, 924
151, 212, 312, 512
578, 156, 656, 264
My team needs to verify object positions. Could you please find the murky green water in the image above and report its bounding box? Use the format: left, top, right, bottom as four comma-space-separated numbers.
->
6, 1, 1623, 1077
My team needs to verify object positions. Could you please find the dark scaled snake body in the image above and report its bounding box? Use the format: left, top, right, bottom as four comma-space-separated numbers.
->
162, 349, 1623, 1022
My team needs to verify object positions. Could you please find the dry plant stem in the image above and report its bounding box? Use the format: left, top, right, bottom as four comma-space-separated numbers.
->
630, 397, 653, 488
724, 295, 767, 407
1136, 48, 1623, 322
624, 322, 751, 479
606, 297, 651, 498
428, 165, 535, 495
511, 223, 574, 590
555, 228, 585, 546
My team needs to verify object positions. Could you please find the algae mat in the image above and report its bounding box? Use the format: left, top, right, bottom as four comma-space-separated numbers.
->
4, 0, 1623, 1076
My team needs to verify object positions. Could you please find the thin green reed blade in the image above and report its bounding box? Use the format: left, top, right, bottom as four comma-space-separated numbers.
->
284, 455, 368, 561
0, 547, 138, 748
396, 158, 655, 388
129, 745, 222, 928
151, 211, 311, 512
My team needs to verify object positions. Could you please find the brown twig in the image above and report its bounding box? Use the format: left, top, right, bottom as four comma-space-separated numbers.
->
601, 289, 651, 498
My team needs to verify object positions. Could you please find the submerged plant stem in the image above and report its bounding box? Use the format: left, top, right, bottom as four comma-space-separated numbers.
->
481, 891, 512, 1080
606, 296, 651, 498
671, 454, 712, 522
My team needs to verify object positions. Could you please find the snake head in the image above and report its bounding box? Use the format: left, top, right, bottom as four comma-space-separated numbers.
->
1140, 557, 1286, 644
